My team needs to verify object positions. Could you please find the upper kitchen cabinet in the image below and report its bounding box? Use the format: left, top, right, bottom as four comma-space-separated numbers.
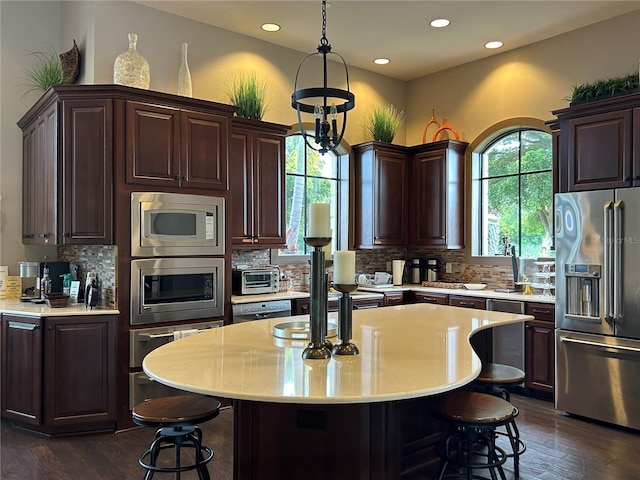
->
125, 101, 229, 190
230, 118, 289, 247
409, 140, 467, 248
552, 92, 640, 192
18, 87, 113, 245
352, 142, 409, 248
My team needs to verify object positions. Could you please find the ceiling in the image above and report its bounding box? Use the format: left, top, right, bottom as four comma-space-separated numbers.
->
136, 1, 640, 81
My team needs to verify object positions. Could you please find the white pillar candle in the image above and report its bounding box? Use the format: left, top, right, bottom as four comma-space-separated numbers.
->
308, 203, 331, 238
333, 250, 356, 285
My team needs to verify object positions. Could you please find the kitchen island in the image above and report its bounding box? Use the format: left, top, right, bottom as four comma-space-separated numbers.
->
143, 303, 532, 479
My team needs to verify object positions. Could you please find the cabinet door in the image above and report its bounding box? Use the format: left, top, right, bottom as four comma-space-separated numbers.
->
567, 109, 633, 191
180, 110, 228, 190
252, 132, 286, 245
61, 99, 113, 244
1, 316, 42, 424
525, 320, 555, 394
410, 142, 465, 248
22, 105, 57, 244
126, 101, 181, 186
353, 143, 408, 248
230, 128, 254, 244
384, 291, 404, 306
43, 315, 116, 427
352, 298, 383, 309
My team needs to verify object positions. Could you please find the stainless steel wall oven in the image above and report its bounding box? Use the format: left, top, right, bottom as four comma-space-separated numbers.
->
130, 257, 224, 325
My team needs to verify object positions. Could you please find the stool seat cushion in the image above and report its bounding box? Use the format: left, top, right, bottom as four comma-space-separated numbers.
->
477, 363, 525, 384
132, 395, 221, 428
431, 391, 514, 424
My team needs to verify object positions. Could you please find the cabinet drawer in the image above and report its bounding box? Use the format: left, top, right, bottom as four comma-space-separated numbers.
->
449, 295, 486, 309
526, 302, 554, 322
413, 292, 448, 305
384, 292, 404, 306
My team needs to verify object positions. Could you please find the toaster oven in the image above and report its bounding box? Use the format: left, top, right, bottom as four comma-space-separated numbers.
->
232, 268, 280, 295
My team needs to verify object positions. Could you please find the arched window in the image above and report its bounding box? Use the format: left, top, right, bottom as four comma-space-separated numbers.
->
272, 132, 348, 262
470, 127, 553, 258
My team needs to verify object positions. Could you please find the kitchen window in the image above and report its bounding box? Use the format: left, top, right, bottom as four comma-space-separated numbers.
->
470, 127, 553, 258
271, 132, 348, 263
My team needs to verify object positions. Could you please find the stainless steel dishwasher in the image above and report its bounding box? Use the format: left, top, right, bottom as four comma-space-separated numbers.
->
232, 299, 292, 323
486, 298, 526, 370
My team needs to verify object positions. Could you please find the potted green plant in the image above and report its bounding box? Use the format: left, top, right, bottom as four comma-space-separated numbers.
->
225, 71, 269, 120
569, 72, 639, 106
21, 45, 74, 97
364, 104, 405, 143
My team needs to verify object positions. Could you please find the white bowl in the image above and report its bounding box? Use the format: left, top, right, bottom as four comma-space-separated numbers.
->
464, 283, 487, 290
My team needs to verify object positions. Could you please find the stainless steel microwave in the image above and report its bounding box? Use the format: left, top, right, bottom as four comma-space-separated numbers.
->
131, 192, 225, 257
130, 257, 224, 325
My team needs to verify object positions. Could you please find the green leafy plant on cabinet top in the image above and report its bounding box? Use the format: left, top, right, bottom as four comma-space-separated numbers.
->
363, 104, 405, 143
569, 72, 639, 106
225, 71, 269, 120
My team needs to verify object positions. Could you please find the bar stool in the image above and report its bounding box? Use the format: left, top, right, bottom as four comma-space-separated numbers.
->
431, 390, 515, 480
132, 395, 221, 480
473, 363, 526, 478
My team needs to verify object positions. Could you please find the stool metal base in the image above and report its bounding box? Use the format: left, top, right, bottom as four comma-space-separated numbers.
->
139, 425, 214, 480
437, 425, 508, 480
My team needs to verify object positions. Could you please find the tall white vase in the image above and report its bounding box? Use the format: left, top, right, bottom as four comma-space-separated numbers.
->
113, 33, 150, 89
178, 43, 193, 97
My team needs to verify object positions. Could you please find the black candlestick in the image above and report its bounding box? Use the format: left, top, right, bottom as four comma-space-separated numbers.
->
302, 237, 332, 360
332, 283, 359, 355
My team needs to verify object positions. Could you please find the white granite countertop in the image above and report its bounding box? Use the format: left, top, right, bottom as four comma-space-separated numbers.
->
143, 303, 532, 404
359, 284, 556, 304
0, 300, 119, 317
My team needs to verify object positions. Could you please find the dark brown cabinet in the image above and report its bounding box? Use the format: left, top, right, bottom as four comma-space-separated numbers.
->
230, 118, 289, 247
292, 295, 383, 315
18, 91, 113, 245
125, 101, 229, 190
383, 291, 405, 306
412, 291, 448, 305
1, 314, 117, 434
353, 142, 408, 248
409, 140, 467, 248
552, 92, 640, 192
524, 302, 555, 395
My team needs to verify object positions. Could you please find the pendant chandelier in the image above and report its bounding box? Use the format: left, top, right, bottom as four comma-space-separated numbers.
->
291, 0, 355, 154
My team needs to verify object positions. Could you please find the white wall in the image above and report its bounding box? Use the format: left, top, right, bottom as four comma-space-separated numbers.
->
1, 1, 638, 273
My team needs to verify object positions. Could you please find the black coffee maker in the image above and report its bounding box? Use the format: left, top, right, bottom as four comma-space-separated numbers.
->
409, 258, 422, 284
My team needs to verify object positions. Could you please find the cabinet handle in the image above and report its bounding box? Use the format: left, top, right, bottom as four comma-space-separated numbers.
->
8, 321, 39, 331
37, 233, 48, 238
182, 176, 187, 181
63, 232, 70, 237
242, 238, 253, 243
174, 175, 180, 181
23, 234, 34, 239
531, 308, 551, 315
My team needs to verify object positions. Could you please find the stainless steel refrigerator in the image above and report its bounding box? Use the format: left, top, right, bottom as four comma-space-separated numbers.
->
555, 187, 640, 430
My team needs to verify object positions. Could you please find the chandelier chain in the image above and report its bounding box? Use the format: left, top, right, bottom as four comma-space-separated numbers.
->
320, 0, 328, 46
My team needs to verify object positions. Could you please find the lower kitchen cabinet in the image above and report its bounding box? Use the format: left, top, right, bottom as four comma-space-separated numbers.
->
292, 296, 383, 315
383, 291, 405, 306
1, 313, 117, 434
524, 302, 555, 396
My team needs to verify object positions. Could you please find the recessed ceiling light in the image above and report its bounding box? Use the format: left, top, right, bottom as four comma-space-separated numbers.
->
484, 41, 503, 49
430, 18, 450, 28
374, 58, 390, 65
261, 23, 281, 32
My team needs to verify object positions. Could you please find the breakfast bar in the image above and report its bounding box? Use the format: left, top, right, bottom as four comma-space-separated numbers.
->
143, 303, 532, 479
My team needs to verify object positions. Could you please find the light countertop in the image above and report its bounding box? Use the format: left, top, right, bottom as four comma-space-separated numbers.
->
232, 285, 555, 305
0, 300, 119, 317
143, 303, 532, 404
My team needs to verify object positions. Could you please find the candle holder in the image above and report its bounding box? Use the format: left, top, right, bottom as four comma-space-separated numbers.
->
302, 236, 332, 360
331, 283, 360, 356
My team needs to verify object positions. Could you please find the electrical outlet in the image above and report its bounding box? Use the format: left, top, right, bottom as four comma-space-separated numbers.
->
445, 263, 453, 274
386, 261, 392, 272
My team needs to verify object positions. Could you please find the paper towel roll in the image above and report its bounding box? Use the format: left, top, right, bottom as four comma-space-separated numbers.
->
392, 260, 406, 286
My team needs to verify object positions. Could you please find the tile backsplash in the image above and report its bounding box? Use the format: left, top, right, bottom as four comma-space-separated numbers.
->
58, 245, 117, 308
232, 248, 516, 291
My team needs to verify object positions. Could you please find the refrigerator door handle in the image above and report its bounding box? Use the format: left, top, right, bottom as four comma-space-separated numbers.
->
613, 200, 623, 322
603, 201, 613, 320
560, 336, 640, 354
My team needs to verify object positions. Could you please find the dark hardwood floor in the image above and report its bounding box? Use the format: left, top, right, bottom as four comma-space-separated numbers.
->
2, 395, 639, 479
